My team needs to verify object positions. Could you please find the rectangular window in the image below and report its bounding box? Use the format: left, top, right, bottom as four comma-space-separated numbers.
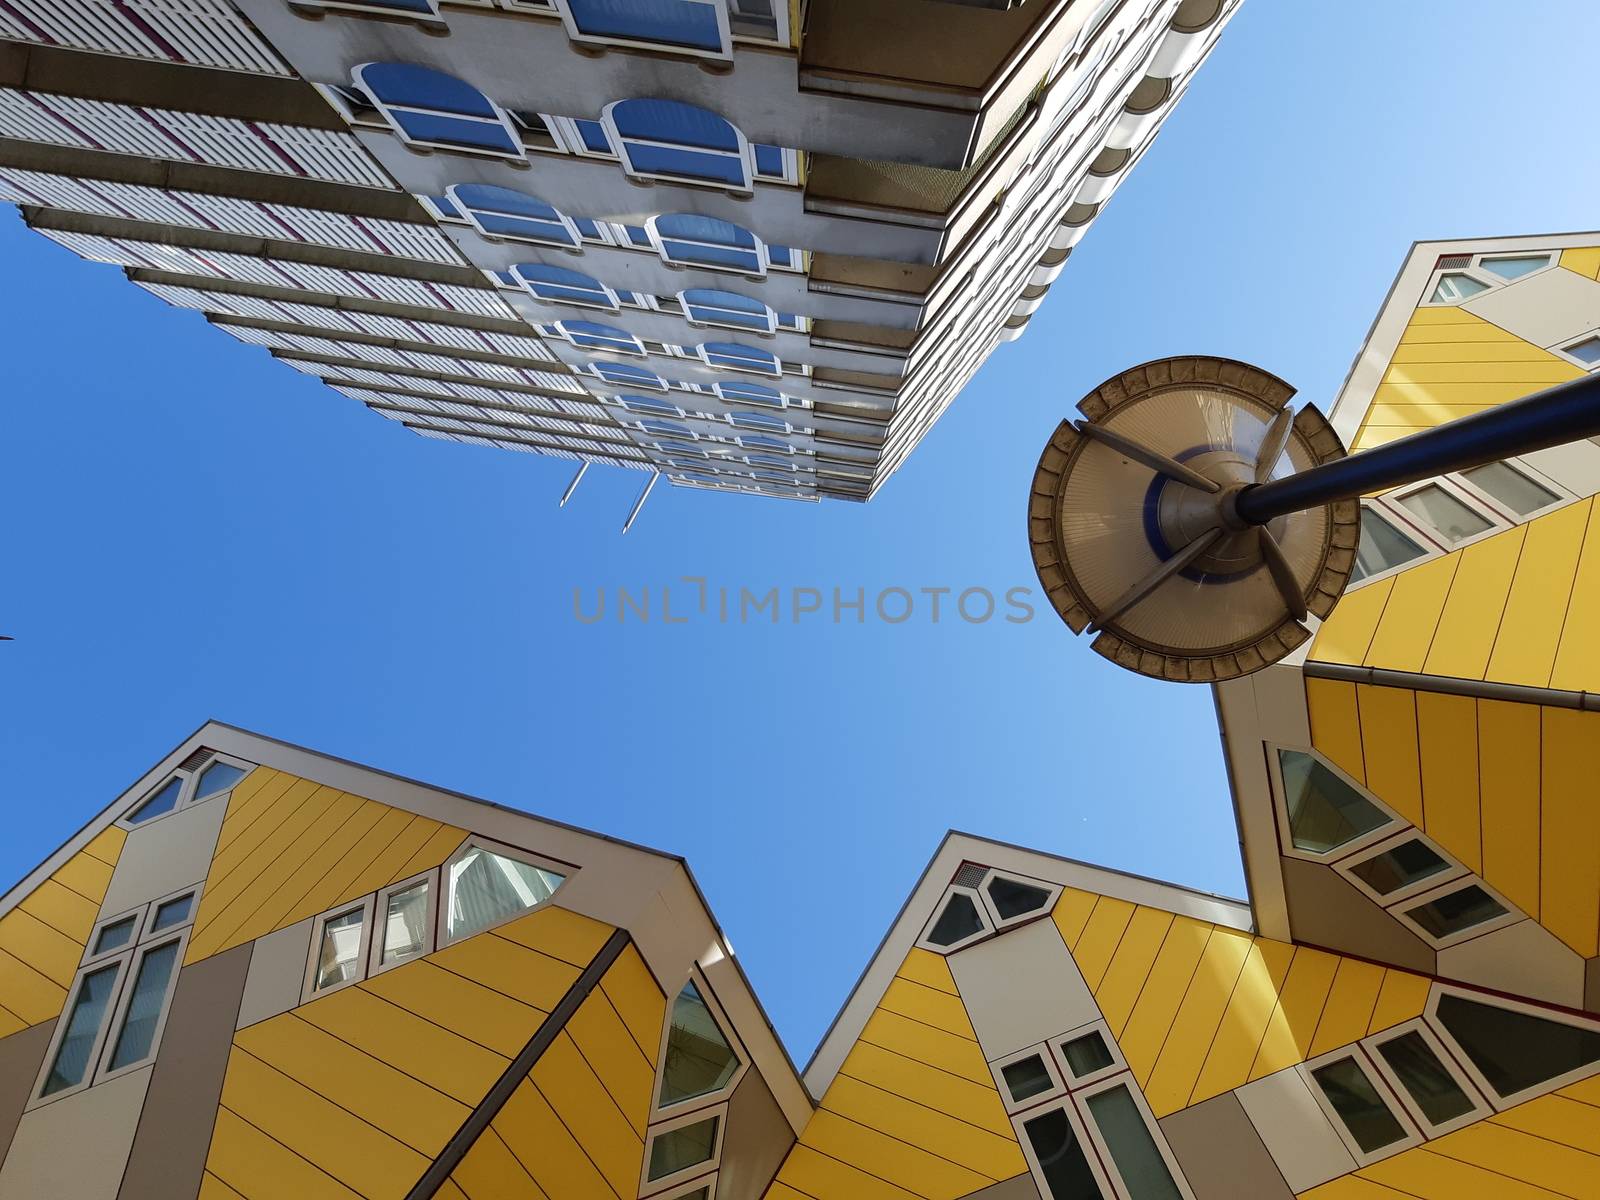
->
647, 1114, 719, 1181
309, 902, 372, 995
1346, 837, 1454, 900
1351, 506, 1429, 583
1402, 883, 1509, 943
1307, 1054, 1413, 1157
375, 876, 434, 971
40, 963, 122, 1097
149, 892, 196, 934
1021, 1107, 1108, 1199
1459, 461, 1559, 516
106, 939, 181, 1073
1393, 484, 1493, 544
1060, 1030, 1116, 1081
1372, 1029, 1480, 1128
92, 914, 139, 959
443, 840, 567, 944
1083, 1084, 1184, 1200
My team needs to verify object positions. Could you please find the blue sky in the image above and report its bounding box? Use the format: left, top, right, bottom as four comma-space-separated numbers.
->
2, 0, 1596, 1066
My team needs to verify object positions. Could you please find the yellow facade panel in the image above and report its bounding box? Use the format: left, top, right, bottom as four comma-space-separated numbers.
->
1539, 708, 1600, 957
1306, 957, 1385, 1059
799, 1109, 992, 1200
1050, 886, 1099, 950
1356, 1145, 1569, 1199
234, 1012, 470, 1158
563, 988, 655, 1136
334, 813, 445, 903
0, 1007, 26, 1040
1477, 698, 1543, 918
1092, 907, 1174, 1037
1389, 340, 1567, 364
206, 1108, 363, 1200
1382, 361, 1579, 385
1431, 1119, 1600, 1197
0, 907, 83, 989
427, 929, 582, 1014
269, 799, 393, 929
836, 1041, 1014, 1137
1070, 895, 1136, 991
81, 824, 126, 866
496, 905, 613, 970
49, 849, 116, 904
878, 977, 979, 1039
1141, 925, 1252, 1116
0, 945, 67, 1026
597, 944, 665, 1063
391, 821, 471, 884
859, 1010, 993, 1086
1362, 554, 1458, 672
820, 1074, 1024, 1182
199, 1170, 248, 1200
1310, 578, 1392, 667
1364, 969, 1430, 1036
207, 776, 321, 886
1559, 247, 1600, 280
1422, 527, 1526, 681
1299, 1175, 1416, 1199
218, 1049, 432, 1199
896, 948, 960, 996
775, 1143, 923, 1200
1117, 917, 1213, 1086
17, 878, 99, 944
1415, 692, 1482, 872
1485, 499, 1590, 686
293, 980, 509, 1106
1305, 678, 1365, 782
360, 959, 548, 1059
451, 1128, 549, 1200
1249, 946, 1339, 1081
1495, 1093, 1600, 1155
529, 1032, 644, 1200
1355, 686, 1423, 826
1189, 935, 1295, 1105
210, 770, 295, 859
304, 807, 423, 912
492, 1078, 617, 1200
1550, 500, 1600, 693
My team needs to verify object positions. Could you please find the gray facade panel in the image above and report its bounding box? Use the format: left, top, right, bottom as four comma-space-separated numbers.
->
715, 1068, 794, 1200
0, 1065, 152, 1199
236, 918, 315, 1030
1158, 1092, 1293, 1200
0, 1020, 56, 1168
100, 792, 230, 919
118, 943, 253, 1200
1280, 857, 1436, 976
960, 1174, 1043, 1200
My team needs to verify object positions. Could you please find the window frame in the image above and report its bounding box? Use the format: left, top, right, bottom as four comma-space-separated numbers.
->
1050, 1018, 1127, 1091
553, 0, 732, 61
650, 967, 749, 1122
646, 1173, 721, 1200
1298, 1045, 1422, 1167
639, 1101, 727, 1196
301, 893, 378, 1002
1554, 329, 1600, 372
1363, 1017, 1491, 1137
369, 870, 439, 977
1072, 1073, 1198, 1200
29, 957, 130, 1108
352, 64, 525, 162
914, 884, 995, 954
1393, 875, 1521, 950
513, 263, 620, 313
189, 753, 255, 806
647, 215, 766, 278
1453, 458, 1571, 522
1266, 743, 1401, 864
1346, 501, 1440, 590
117, 754, 256, 831
447, 184, 583, 249
96, 926, 192, 1086
697, 341, 780, 377
602, 99, 753, 192
1334, 828, 1468, 909
1421, 251, 1555, 307
991, 1041, 1069, 1115
438, 835, 571, 949
977, 868, 1064, 932
1012, 1097, 1118, 1200
83, 907, 147, 967
1385, 476, 1506, 552
678, 289, 776, 335
140, 884, 202, 941
290, 0, 446, 23
1425, 984, 1600, 1109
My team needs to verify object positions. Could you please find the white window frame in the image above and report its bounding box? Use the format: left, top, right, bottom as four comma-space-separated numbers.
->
647, 216, 766, 279
1072, 1073, 1198, 1200
1334, 828, 1468, 909
438, 836, 571, 948
1453, 458, 1571, 523
29, 957, 130, 1108
369, 870, 439, 977
591, 361, 669, 391
1425, 984, 1600, 1110
618, 395, 685, 418
650, 966, 749, 1121
1421, 251, 1556, 308
1346, 500, 1442, 591
1266, 743, 1401, 864
1475, 251, 1557, 285
749, 143, 798, 185
1049, 1018, 1127, 1091
560, 321, 646, 357
976, 869, 1064, 932
447, 184, 583, 249
678, 289, 776, 335
553, 0, 731, 60
601, 99, 753, 193
96, 926, 192, 1086
1298, 1046, 1422, 1167
189, 753, 256, 806
725, 412, 790, 435
914, 885, 994, 954
83, 907, 147, 967
646, 1173, 720, 1200
1385, 476, 1506, 552
1012, 1098, 1118, 1200
1363, 1018, 1491, 1138
291, 0, 446, 23
353, 63, 526, 163
697, 342, 780, 377
639, 1102, 727, 1197
1552, 328, 1600, 373
1392, 875, 1522, 950
990, 1041, 1068, 1115
140, 884, 202, 941
117, 754, 256, 831
714, 380, 795, 410
512, 264, 620, 313
301, 894, 377, 1002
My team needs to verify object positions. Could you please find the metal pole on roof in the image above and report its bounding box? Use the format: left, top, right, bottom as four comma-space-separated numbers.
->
558, 462, 588, 507
621, 471, 660, 534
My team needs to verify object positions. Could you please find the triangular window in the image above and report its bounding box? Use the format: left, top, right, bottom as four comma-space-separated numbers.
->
660, 980, 740, 1107
1436, 993, 1600, 1100
987, 874, 1053, 921
927, 892, 986, 948
1278, 750, 1392, 854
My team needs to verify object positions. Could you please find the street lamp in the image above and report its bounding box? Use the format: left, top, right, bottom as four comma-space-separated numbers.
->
1027, 356, 1600, 681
